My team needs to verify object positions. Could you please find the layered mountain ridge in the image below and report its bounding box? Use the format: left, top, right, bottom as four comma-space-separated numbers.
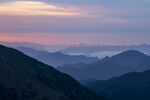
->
16, 47, 99, 67
58, 50, 150, 80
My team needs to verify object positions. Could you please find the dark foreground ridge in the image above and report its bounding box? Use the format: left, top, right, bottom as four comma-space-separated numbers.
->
85, 70, 150, 100
0, 45, 104, 100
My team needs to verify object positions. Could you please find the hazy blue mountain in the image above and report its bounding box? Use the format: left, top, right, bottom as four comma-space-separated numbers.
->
16, 47, 99, 67
85, 70, 150, 100
58, 50, 150, 80
62, 44, 150, 57
0, 41, 71, 51
0, 41, 45, 50
0, 45, 105, 100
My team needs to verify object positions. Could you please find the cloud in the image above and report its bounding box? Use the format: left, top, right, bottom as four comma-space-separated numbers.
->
0, 1, 132, 34
0, 1, 82, 16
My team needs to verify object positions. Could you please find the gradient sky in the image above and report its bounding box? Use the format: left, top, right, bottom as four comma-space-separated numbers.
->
0, 0, 150, 45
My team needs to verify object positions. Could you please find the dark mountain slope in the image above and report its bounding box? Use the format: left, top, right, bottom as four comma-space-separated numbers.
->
0, 45, 104, 100
16, 47, 99, 67
58, 50, 150, 80
85, 70, 150, 100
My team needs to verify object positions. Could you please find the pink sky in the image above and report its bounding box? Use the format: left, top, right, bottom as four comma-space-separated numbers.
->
0, 0, 150, 45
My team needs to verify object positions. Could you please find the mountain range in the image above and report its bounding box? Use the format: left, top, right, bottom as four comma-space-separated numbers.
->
1, 41, 150, 57
16, 47, 99, 67
0, 45, 104, 100
58, 50, 150, 80
85, 70, 150, 100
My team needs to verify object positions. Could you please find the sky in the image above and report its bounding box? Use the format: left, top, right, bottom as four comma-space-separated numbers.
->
0, 0, 150, 45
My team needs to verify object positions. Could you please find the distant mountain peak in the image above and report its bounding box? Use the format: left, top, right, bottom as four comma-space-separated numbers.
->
121, 50, 145, 54
113, 50, 147, 58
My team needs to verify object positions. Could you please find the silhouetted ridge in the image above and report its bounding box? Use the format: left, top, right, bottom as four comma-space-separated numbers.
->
85, 70, 150, 100
0, 45, 104, 100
